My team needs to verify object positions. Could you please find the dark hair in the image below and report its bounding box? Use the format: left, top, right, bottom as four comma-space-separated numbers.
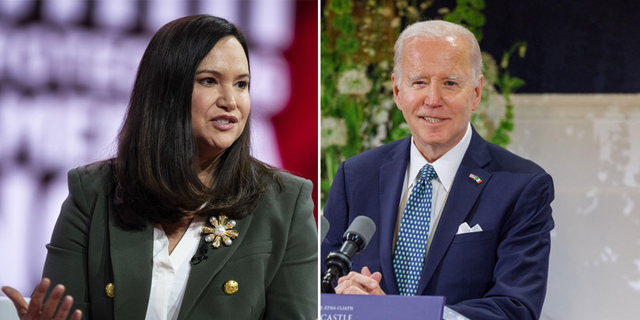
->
114, 15, 278, 229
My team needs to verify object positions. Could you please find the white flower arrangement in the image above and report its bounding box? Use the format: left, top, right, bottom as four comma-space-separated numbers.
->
321, 116, 348, 149
337, 68, 373, 96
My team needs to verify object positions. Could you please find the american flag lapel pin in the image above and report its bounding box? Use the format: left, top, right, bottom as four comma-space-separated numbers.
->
469, 173, 482, 184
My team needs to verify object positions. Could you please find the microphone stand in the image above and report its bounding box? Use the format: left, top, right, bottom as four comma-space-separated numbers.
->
321, 233, 365, 293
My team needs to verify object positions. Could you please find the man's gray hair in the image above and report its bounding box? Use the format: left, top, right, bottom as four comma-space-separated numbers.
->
393, 20, 483, 86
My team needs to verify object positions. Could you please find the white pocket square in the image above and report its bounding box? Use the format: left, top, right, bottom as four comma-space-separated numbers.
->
456, 222, 483, 235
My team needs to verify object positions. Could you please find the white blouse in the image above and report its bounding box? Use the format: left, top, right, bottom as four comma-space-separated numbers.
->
144, 216, 205, 320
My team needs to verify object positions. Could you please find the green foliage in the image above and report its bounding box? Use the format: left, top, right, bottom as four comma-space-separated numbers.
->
443, 0, 486, 41
328, 0, 352, 15
486, 41, 527, 146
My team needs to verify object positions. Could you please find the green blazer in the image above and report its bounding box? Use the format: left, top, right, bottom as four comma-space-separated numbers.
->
42, 162, 317, 320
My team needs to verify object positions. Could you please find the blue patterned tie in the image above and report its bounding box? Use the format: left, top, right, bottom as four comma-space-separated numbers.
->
393, 164, 437, 296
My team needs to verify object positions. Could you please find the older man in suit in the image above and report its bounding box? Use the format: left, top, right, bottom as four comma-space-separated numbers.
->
321, 20, 554, 320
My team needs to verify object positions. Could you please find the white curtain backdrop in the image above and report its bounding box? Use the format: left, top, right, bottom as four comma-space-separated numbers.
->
507, 94, 640, 319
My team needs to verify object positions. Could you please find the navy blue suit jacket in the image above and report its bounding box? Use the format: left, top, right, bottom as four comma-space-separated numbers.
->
321, 129, 555, 320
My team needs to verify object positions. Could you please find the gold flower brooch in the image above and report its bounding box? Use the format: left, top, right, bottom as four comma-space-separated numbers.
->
202, 215, 238, 248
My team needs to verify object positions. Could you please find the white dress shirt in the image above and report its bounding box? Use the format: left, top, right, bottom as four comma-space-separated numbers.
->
394, 123, 472, 254
144, 216, 205, 320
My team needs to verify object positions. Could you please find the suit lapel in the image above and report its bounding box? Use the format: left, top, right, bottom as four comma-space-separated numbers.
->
108, 206, 254, 320
108, 209, 154, 320
378, 138, 411, 295
417, 129, 492, 295
177, 211, 255, 320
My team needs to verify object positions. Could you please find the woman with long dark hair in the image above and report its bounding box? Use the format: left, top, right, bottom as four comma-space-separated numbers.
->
1, 15, 317, 320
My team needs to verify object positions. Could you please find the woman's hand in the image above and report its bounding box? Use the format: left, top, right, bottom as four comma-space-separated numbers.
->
1, 278, 82, 320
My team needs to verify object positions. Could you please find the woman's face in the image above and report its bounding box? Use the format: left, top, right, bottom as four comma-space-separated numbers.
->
191, 36, 250, 163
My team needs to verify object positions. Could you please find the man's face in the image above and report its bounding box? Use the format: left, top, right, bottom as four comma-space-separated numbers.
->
393, 36, 483, 161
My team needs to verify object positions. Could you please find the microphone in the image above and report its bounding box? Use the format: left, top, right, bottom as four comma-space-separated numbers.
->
190, 242, 209, 265
320, 215, 330, 242
321, 215, 376, 293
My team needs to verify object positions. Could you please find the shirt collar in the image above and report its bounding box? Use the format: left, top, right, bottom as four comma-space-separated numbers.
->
408, 123, 472, 192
